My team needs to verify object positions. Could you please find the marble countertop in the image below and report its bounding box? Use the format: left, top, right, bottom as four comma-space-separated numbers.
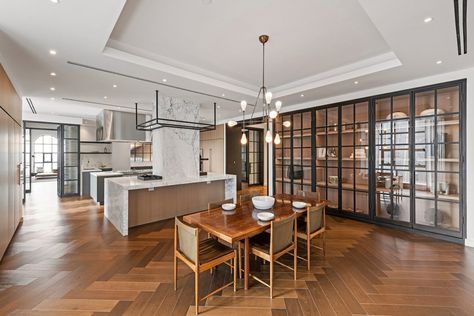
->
91, 171, 124, 177
105, 173, 236, 190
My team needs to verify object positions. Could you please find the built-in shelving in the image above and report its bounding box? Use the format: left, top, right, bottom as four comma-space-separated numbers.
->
273, 79, 465, 241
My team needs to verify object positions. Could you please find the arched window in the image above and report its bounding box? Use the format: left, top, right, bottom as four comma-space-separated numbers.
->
33, 135, 58, 174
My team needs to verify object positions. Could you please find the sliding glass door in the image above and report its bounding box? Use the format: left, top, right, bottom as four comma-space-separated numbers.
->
57, 124, 80, 197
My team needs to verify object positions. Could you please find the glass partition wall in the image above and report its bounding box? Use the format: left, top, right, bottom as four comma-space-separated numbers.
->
273, 80, 465, 241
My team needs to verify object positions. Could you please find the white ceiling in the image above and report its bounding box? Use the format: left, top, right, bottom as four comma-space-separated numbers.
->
0, 0, 472, 123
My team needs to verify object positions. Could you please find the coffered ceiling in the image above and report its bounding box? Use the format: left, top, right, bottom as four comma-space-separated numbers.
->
0, 0, 472, 122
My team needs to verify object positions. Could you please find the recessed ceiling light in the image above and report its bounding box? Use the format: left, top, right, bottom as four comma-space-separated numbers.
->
354, 81, 359, 85
50, 87, 55, 91
49, 49, 57, 55
162, 79, 167, 82
436, 60, 443, 64
424, 17, 433, 23
217, 105, 221, 109
300, 94, 305, 97
104, 96, 108, 99
50, 0, 60, 3
50, 72, 56, 76
113, 84, 117, 88
221, 93, 225, 97
50, 97, 55, 101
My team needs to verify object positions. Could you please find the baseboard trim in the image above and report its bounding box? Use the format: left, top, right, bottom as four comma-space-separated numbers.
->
464, 239, 474, 248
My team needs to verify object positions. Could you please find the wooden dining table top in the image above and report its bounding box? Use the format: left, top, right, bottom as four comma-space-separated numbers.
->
183, 194, 324, 244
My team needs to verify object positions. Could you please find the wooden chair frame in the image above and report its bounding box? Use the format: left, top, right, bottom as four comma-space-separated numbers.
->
174, 219, 237, 315
295, 203, 326, 271
239, 214, 298, 298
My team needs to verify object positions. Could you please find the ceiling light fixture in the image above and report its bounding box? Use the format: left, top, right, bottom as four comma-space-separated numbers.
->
50, 72, 56, 76
424, 17, 433, 23
50, 87, 55, 91
221, 93, 225, 97
49, 49, 57, 55
104, 96, 108, 99
50, 97, 55, 101
162, 78, 167, 82
50, 0, 60, 3
300, 94, 305, 97
436, 60, 443, 64
113, 84, 117, 88
354, 81, 359, 85
227, 120, 238, 127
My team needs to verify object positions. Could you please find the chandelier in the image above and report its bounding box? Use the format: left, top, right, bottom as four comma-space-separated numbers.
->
228, 35, 282, 145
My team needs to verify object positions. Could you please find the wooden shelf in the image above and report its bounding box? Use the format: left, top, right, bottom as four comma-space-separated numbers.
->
276, 157, 312, 161
281, 133, 311, 139
80, 152, 112, 155
80, 141, 112, 144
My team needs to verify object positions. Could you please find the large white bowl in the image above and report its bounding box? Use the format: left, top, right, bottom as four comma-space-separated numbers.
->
252, 196, 275, 210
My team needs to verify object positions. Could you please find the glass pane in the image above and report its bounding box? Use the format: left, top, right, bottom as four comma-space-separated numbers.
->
327, 107, 338, 127
327, 188, 338, 209
302, 111, 311, 129
375, 146, 391, 170
341, 147, 353, 166
355, 169, 369, 191
64, 167, 78, 180
437, 86, 459, 114
63, 125, 79, 138
64, 139, 78, 152
415, 117, 435, 143
393, 146, 409, 169
415, 172, 435, 199
355, 153, 369, 168
341, 190, 354, 211
393, 119, 409, 145
341, 126, 354, 146
438, 143, 459, 171
415, 144, 435, 170
355, 102, 369, 122
316, 168, 326, 186
438, 114, 459, 142
293, 113, 301, 130
391, 195, 411, 222
316, 110, 326, 127
316, 128, 326, 147
415, 198, 436, 228
355, 124, 369, 146
341, 104, 354, 124
375, 98, 391, 121
63, 181, 78, 195
341, 168, 354, 190
415, 90, 435, 116
437, 202, 460, 231
327, 168, 338, 188
355, 191, 369, 214
392, 94, 410, 118
376, 193, 391, 219
375, 122, 391, 146
437, 172, 459, 201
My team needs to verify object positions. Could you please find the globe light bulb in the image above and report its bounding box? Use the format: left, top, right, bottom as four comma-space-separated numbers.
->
265, 91, 272, 104
274, 133, 281, 145
275, 100, 282, 112
240, 100, 247, 112
240, 133, 248, 144
283, 121, 291, 128
269, 110, 278, 119
265, 130, 273, 143
227, 120, 237, 127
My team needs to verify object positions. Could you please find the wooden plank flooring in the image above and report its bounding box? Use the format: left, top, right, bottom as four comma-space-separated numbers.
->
1, 181, 474, 315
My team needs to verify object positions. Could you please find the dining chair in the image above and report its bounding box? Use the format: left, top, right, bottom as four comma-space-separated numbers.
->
240, 213, 297, 298
174, 217, 237, 315
296, 203, 326, 271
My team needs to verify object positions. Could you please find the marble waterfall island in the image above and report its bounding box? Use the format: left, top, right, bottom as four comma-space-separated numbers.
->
104, 173, 236, 236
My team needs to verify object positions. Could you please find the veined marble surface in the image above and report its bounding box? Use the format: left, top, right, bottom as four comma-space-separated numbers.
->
152, 95, 200, 180
104, 173, 237, 236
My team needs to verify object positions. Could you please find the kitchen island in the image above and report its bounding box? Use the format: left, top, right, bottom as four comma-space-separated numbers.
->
104, 173, 237, 236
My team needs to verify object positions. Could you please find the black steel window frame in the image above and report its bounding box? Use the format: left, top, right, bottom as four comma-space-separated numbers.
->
272, 79, 467, 243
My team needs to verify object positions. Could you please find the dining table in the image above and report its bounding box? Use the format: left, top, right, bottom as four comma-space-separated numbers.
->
183, 193, 323, 290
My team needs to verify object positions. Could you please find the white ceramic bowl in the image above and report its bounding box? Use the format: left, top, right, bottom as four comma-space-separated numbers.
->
292, 201, 307, 209
221, 203, 236, 211
252, 196, 275, 210
257, 212, 275, 222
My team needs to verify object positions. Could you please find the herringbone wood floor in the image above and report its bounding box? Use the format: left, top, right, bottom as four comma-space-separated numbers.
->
1, 181, 474, 315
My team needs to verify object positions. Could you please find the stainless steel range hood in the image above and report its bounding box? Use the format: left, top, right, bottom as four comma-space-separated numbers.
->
96, 110, 147, 142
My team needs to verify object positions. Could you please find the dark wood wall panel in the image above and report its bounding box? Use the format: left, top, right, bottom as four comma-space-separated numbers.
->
0, 63, 22, 260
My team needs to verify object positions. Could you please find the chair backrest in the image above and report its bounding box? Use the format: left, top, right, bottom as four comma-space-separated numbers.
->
307, 203, 325, 233
271, 214, 296, 254
208, 198, 234, 210
175, 217, 198, 264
